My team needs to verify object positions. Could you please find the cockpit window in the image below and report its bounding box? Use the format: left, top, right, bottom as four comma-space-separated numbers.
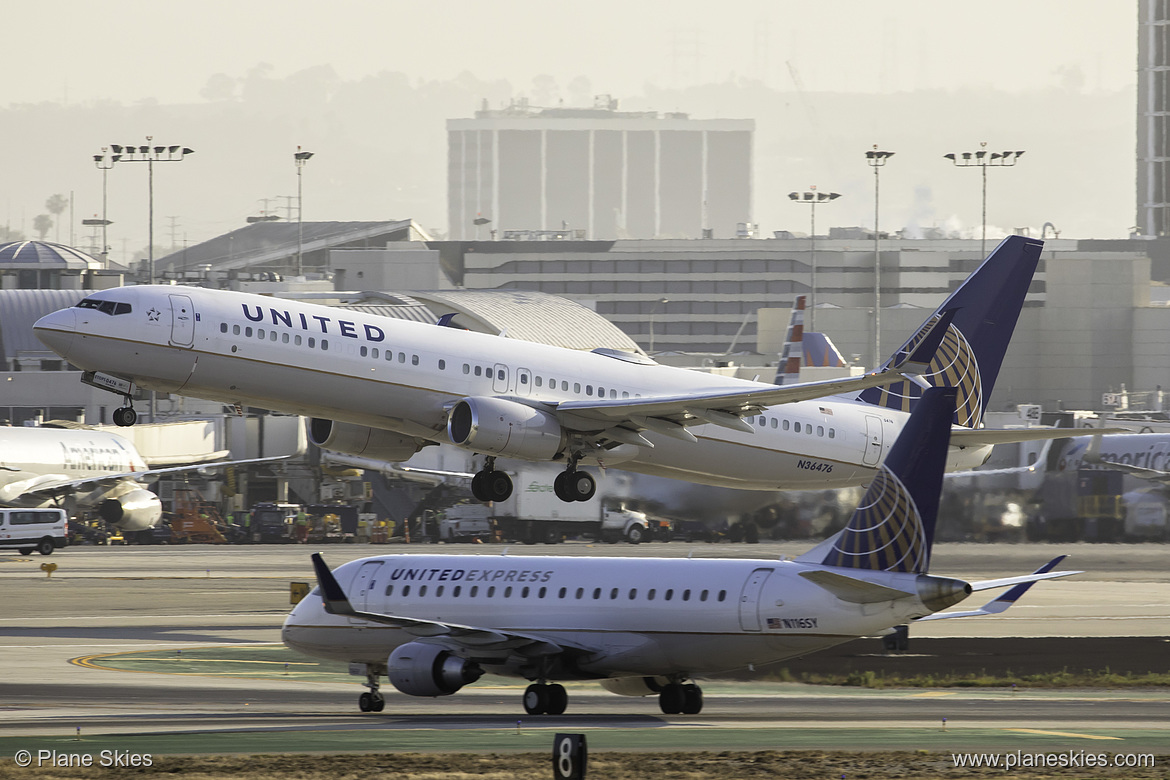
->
77, 299, 132, 316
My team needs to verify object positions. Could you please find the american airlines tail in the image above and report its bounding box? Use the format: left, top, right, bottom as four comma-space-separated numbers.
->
804, 386, 957, 575
857, 235, 1043, 428
774, 295, 847, 385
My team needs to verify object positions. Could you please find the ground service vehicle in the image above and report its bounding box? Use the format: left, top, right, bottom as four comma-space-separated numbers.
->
0, 508, 69, 555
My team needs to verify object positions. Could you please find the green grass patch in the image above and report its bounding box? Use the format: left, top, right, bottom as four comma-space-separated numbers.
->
760, 666, 1170, 688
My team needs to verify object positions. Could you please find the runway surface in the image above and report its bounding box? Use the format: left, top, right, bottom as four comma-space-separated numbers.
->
0, 542, 1167, 755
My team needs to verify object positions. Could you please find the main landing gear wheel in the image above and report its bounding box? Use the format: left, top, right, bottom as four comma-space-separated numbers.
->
358, 692, 385, 712
553, 469, 595, 502
523, 683, 567, 715
659, 682, 703, 715
472, 458, 513, 502
112, 406, 137, 427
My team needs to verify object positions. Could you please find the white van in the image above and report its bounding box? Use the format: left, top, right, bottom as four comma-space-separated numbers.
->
0, 508, 68, 555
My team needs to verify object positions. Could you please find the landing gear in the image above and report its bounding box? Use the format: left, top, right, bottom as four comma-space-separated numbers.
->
358, 670, 386, 712
471, 457, 513, 502
111, 402, 137, 427
523, 682, 567, 715
659, 682, 703, 715
553, 464, 595, 503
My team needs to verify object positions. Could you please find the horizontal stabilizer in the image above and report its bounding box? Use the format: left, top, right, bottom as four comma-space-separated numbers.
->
918, 556, 1077, 620
949, 427, 1129, 447
798, 569, 914, 604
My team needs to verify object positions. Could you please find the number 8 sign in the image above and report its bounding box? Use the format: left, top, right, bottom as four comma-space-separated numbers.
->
552, 733, 587, 779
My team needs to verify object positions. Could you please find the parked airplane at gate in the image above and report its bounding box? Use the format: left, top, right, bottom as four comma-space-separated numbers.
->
282, 388, 1079, 715
0, 425, 282, 532
35, 236, 1060, 504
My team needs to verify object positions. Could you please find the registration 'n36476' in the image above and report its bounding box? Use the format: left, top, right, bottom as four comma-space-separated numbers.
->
796, 460, 832, 473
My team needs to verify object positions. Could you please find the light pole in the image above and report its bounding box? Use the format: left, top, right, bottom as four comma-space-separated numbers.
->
866, 148, 894, 368
104, 139, 194, 283
91, 149, 117, 267
294, 147, 314, 277
648, 297, 669, 354
944, 143, 1024, 259
788, 188, 842, 332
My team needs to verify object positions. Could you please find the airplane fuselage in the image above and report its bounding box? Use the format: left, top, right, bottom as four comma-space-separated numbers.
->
0, 426, 147, 508
34, 286, 992, 491
281, 553, 936, 679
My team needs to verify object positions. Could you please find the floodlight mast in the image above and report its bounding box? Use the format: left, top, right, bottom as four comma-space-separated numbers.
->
788, 187, 842, 332
944, 142, 1025, 259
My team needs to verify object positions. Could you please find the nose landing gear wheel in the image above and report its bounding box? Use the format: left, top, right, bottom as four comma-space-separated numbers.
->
112, 406, 137, 427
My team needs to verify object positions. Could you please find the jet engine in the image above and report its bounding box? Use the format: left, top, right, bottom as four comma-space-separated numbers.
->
98, 487, 163, 532
599, 676, 671, 697
447, 397, 563, 460
387, 642, 483, 697
309, 419, 423, 462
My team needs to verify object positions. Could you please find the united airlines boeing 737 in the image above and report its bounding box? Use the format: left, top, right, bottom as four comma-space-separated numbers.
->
35, 236, 1056, 503
282, 388, 1078, 715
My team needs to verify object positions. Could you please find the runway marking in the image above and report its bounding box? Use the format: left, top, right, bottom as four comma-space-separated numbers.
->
1005, 728, 1123, 741
909, 691, 956, 697
117, 657, 318, 665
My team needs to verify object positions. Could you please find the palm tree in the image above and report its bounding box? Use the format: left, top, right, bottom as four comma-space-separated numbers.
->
45, 194, 68, 242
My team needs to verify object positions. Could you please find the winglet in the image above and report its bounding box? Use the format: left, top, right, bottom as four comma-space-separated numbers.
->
310, 553, 358, 617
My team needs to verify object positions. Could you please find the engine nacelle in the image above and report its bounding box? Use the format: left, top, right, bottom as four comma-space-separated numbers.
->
447, 396, 563, 460
309, 419, 422, 462
599, 676, 671, 697
387, 642, 483, 697
98, 488, 163, 532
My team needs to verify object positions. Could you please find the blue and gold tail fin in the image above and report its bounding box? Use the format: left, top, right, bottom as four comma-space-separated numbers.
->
819, 386, 957, 574
858, 235, 1043, 428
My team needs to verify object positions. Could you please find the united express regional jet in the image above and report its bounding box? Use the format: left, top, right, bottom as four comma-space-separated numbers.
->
282, 388, 1079, 715
35, 236, 1052, 503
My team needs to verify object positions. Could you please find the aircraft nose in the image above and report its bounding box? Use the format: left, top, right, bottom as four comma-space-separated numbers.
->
34, 308, 77, 360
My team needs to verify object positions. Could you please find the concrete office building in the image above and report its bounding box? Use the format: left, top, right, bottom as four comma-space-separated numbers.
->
447, 98, 753, 241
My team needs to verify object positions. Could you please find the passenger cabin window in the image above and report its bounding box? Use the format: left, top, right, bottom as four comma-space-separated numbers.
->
220, 323, 227, 333
233, 324, 241, 335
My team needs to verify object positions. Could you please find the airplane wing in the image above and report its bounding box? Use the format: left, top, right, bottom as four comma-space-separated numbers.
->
553, 316, 951, 439
14, 455, 291, 502
310, 554, 587, 656
1082, 433, 1170, 484
916, 556, 1079, 621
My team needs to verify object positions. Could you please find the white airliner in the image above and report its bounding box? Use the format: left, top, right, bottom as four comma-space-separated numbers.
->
34, 236, 1064, 504
0, 425, 282, 532
282, 388, 1078, 715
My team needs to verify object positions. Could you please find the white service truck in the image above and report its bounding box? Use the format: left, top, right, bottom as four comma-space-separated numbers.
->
437, 473, 657, 544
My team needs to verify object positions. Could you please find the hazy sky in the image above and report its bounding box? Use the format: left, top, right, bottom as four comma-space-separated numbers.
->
0, 1, 1142, 252
8, 1, 1135, 105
